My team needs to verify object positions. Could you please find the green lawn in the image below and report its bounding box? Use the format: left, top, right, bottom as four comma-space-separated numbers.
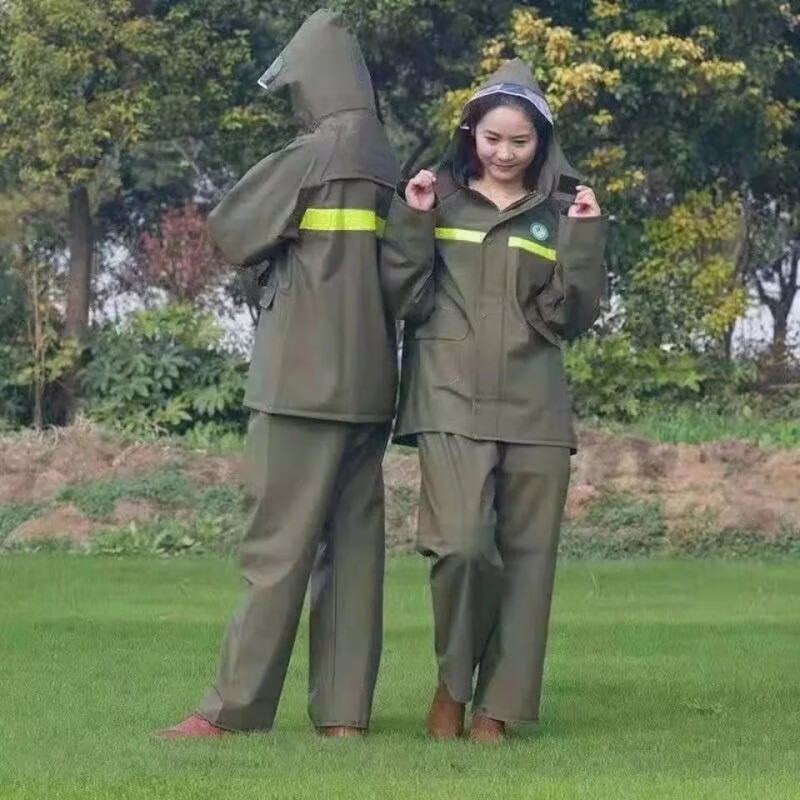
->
1, 557, 799, 799
598, 404, 800, 448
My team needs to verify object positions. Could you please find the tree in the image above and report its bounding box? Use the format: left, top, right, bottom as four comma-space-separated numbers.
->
626, 191, 748, 352
133, 203, 227, 307
0, 188, 80, 428
0, 1, 259, 419
332, 0, 518, 173
437, 4, 783, 208
435, 1, 798, 354
158, 0, 520, 175
747, 202, 800, 370
104, 0, 274, 235
0, 0, 163, 418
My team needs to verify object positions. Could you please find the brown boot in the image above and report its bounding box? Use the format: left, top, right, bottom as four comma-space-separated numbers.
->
469, 714, 505, 743
426, 683, 465, 740
317, 726, 366, 739
152, 713, 229, 739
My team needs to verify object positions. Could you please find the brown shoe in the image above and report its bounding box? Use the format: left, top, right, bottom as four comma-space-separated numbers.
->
317, 726, 366, 739
152, 713, 228, 739
469, 714, 506, 743
426, 683, 465, 740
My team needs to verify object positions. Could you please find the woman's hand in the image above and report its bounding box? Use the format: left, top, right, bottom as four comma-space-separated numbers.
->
405, 170, 437, 211
568, 186, 601, 219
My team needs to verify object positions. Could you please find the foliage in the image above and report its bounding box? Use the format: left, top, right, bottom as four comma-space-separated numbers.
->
560, 493, 667, 559
1, 465, 245, 554
0, 0, 258, 194
82, 304, 247, 435
565, 333, 758, 421
671, 524, 800, 559
86, 512, 241, 556
560, 491, 800, 560
435, 3, 785, 204
132, 203, 227, 306
0, 502, 45, 545
608, 392, 800, 448
57, 467, 194, 519
0, 189, 80, 428
626, 191, 748, 350
566, 334, 702, 420
103, 0, 269, 235
0, 0, 160, 190
0, 255, 33, 425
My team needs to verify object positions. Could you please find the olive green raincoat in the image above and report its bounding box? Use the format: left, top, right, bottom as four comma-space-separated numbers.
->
198, 10, 399, 733
380, 60, 608, 724
210, 9, 399, 423
381, 59, 608, 450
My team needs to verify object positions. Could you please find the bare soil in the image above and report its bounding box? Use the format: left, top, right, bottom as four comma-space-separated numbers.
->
2, 424, 798, 548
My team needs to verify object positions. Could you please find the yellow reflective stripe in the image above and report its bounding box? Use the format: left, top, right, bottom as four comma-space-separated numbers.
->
435, 227, 486, 244
299, 208, 385, 235
508, 236, 557, 261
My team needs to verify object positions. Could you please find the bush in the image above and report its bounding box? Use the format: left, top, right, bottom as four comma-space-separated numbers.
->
560, 493, 667, 559
0, 257, 33, 428
82, 304, 248, 436
565, 333, 756, 422
87, 513, 242, 556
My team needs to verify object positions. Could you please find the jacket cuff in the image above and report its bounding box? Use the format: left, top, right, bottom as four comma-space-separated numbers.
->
386, 189, 437, 240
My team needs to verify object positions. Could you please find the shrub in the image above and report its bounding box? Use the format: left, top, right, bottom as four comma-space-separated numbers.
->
83, 304, 248, 436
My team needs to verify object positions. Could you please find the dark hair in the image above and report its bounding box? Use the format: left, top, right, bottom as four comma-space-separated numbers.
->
453, 93, 552, 190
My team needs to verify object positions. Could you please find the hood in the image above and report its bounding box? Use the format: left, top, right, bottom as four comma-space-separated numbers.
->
448, 58, 580, 197
257, 9, 376, 129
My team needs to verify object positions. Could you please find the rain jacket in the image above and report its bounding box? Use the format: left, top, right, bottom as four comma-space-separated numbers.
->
381, 59, 608, 449
209, 10, 400, 422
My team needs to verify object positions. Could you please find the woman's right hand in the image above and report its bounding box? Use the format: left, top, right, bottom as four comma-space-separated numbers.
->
405, 170, 437, 211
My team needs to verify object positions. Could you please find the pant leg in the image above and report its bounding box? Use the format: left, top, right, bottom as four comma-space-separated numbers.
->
417, 433, 501, 704
308, 422, 391, 729
473, 445, 571, 723
199, 412, 348, 731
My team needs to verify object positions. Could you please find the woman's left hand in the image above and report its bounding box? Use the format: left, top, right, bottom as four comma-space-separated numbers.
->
568, 186, 601, 218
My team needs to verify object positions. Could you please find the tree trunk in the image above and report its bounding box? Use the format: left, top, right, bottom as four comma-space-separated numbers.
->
62, 185, 93, 422
773, 309, 789, 374
723, 325, 735, 360
65, 186, 92, 340
31, 264, 44, 430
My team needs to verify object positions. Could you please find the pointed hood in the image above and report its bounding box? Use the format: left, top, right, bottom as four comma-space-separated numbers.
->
257, 9, 376, 129
445, 58, 580, 198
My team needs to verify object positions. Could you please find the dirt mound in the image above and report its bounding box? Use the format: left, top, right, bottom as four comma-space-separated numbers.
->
6, 504, 96, 545
2, 423, 799, 550
573, 431, 800, 536
0, 423, 178, 505
0, 422, 234, 508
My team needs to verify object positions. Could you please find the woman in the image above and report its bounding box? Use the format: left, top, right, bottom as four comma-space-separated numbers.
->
380, 59, 607, 743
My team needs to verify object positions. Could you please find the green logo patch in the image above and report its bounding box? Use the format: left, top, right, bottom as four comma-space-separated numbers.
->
530, 222, 549, 241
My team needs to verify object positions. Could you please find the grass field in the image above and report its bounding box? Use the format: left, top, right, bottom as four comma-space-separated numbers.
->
2, 556, 799, 799
598, 404, 800, 448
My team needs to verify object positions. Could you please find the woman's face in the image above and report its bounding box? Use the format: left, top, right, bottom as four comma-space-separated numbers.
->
473, 105, 538, 187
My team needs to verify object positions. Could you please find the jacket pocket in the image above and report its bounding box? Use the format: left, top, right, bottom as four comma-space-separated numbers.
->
412, 298, 469, 340
513, 246, 556, 310
510, 249, 562, 348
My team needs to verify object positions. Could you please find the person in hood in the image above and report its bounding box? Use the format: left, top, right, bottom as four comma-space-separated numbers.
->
154, 9, 399, 740
380, 59, 608, 742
